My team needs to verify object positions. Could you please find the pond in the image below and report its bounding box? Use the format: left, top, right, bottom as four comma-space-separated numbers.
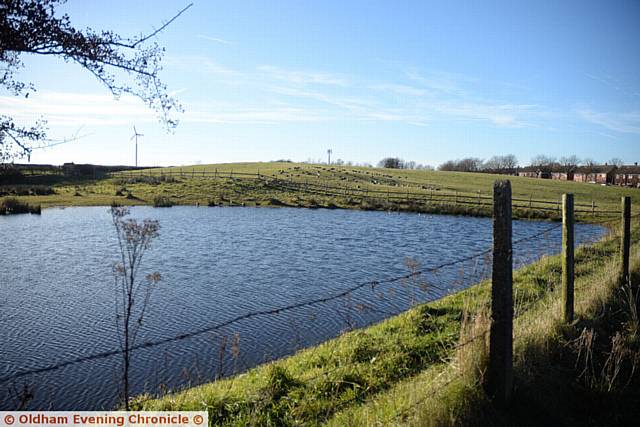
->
0, 206, 606, 410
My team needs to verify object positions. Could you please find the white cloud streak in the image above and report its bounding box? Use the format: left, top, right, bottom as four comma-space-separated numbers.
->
164, 55, 236, 75
578, 108, 640, 134
258, 65, 348, 86
197, 35, 233, 45
0, 92, 155, 126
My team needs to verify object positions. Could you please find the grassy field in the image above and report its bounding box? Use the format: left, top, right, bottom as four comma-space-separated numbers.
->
134, 224, 640, 426
2, 162, 639, 222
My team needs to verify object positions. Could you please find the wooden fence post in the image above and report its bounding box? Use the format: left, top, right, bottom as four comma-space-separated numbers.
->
592, 200, 595, 217
562, 193, 575, 323
621, 196, 631, 284
487, 180, 513, 407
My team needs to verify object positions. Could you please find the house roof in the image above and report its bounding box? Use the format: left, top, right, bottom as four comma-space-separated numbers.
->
575, 165, 617, 174
518, 166, 541, 173
549, 165, 576, 173
519, 165, 571, 173
617, 165, 640, 174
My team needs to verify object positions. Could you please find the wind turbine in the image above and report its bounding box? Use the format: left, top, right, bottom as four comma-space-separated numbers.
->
327, 148, 332, 165
130, 126, 144, 167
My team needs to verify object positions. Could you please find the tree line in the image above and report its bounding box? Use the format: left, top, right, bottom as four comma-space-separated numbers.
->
375, 154, 628, 174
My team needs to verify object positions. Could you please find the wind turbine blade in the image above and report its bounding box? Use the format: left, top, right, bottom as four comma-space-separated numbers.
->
130, 135, 136, 141
133, 125, 137, 134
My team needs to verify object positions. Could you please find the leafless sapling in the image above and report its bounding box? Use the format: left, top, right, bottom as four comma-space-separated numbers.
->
110, 205, 161, 409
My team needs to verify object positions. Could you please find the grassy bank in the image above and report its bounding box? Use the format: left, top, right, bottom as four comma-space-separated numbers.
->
0, 197, 40, 215
135, 220, 639, 425
2, 162, 638, 221
327, 225, 640, 426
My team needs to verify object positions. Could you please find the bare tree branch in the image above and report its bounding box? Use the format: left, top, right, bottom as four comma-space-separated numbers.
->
0, 0, 191, 160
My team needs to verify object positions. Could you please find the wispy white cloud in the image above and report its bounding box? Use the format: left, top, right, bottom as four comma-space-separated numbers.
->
258, 65, 348, 86
270, 86, 377, 112
370, 83, 428, 97
427, 101, 539, 127
0, 91, 337, 127
184, 108, 333, 124
578, 108, 640, 134
165, 55, 236, 75
197, 35, 233, 45
405, 70, 468, 96
0, 92, 155, 126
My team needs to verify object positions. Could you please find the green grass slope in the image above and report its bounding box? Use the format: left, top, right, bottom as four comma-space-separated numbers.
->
3, 162, 638, 222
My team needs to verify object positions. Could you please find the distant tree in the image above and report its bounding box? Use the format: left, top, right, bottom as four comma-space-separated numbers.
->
530, 155, 556, 167
457, 157, 483, 172
378, 157, 404, 169
111, 206, 161, 410
438, 160, 457, 171
482, 154, 518, 173
0, 0, 191, 161
502, 154, 518, 172
416, 164, 434, 171
558, 155, 580, 172
608, 158, 624, 167
437, 158, 482, 172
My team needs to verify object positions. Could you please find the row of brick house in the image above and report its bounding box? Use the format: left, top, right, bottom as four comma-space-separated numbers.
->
517, 163, 640, 187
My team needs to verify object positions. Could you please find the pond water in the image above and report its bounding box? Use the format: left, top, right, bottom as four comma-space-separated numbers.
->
0, 206, 606, 410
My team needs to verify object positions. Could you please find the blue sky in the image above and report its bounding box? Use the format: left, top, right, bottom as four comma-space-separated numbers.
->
3, 0, 640, 166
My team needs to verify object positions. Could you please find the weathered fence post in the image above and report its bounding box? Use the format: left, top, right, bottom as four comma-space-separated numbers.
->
591, 200, 595, 217
487, 180, 513, 407
621, 196, 631, 284
562, 193, 575, 323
